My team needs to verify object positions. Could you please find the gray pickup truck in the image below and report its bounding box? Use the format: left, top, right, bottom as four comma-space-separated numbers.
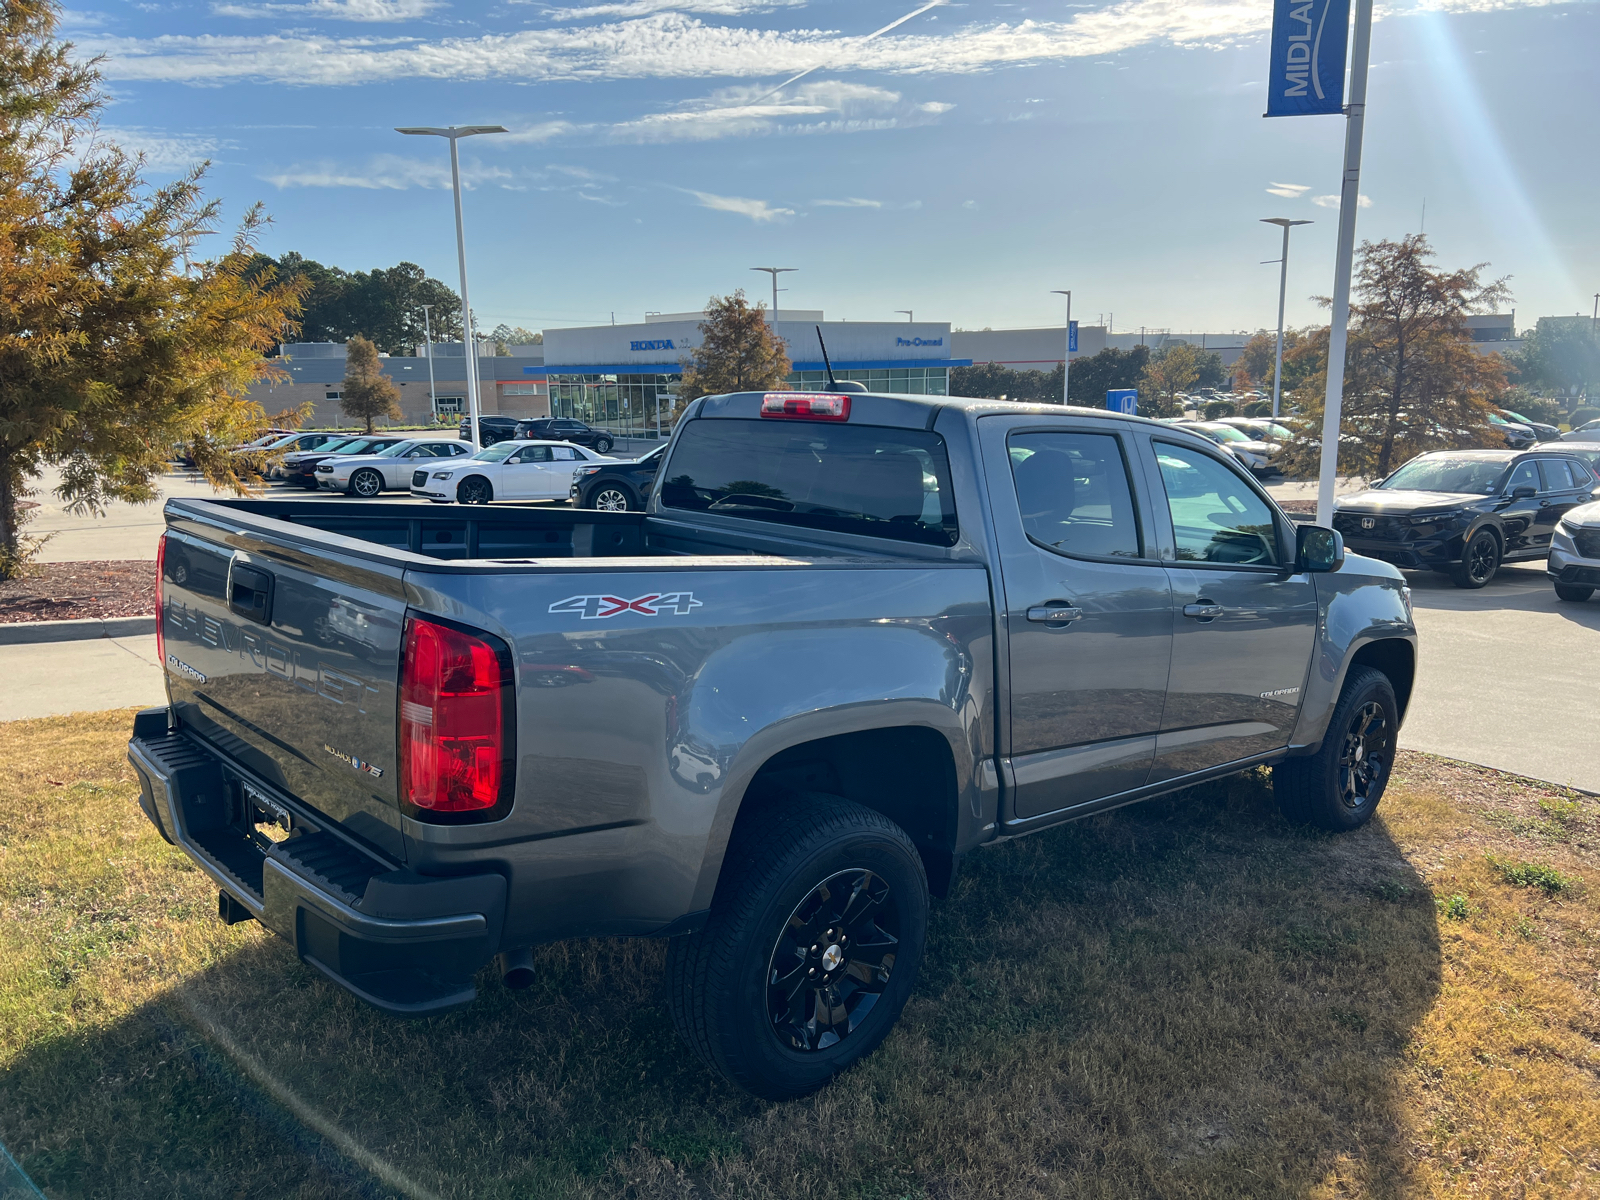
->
131, 389, 1417, 1099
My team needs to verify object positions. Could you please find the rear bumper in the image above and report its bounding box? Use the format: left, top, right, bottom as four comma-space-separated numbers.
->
128, 708, 505, 1016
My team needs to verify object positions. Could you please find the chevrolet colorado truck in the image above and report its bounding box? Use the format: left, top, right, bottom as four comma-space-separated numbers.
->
130, 389, 1417, 1099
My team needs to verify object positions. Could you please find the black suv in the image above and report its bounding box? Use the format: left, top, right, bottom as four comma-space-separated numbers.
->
512, 418, 615, 455
457, 415, 522, 446
1333, 448, 1600, 588
569, 444, 664, 510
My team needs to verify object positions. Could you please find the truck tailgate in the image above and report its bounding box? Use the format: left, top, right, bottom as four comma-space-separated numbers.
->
160, 509, 410, 860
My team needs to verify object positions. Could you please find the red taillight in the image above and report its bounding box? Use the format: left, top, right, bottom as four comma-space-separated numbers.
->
760, 393, 851, 421
155, 533, 166, 667
399, 615, 513, 818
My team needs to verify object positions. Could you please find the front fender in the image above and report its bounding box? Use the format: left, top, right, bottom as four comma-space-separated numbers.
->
1289, 556, 1418, 753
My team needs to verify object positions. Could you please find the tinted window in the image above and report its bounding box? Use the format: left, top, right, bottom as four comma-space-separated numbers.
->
1155, 443, 1280, 567
1506, 461, 1539, 493
1008, 432, 1141, 559
661, 419, 958, 547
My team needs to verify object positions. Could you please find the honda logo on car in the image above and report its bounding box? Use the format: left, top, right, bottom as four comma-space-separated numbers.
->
630, 339, 675, 351
549, 592, 703, 619
1361, 517, 1376, 529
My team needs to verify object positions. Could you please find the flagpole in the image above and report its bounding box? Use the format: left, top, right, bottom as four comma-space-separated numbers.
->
1315, 0, 1374, 528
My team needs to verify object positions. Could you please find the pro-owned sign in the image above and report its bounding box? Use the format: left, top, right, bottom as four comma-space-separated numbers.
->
1265, 0, 1350, 117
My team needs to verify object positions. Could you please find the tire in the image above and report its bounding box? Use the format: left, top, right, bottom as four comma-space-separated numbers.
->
457, 476, 494, 505
480, 433, 500, 447
1273, 665, 1398, 831
591, 485, 634, 512
1450, 529, 1500, 588
1555, 583, 1594, 602
350, 468, 384, 498
593, 437, 613, 455
666, 795, 929, 1101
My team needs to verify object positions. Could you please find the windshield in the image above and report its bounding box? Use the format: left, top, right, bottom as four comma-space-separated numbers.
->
312, 437, 359, 454
337, 438, 394, 456
1501, 410, 1534, 424
374, 441, 419, 457
1380, 457, 1506, 494
471, 442, 520, 463
1198, 425, 1250, 443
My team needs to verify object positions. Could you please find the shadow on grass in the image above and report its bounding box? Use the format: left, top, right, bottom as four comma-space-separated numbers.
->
5, 770, 1440, 1199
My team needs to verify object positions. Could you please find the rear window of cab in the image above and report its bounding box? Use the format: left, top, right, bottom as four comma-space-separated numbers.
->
660, 418, 959, 547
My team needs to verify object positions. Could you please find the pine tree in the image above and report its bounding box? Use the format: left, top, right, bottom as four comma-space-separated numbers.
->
0, 0, 308, 574
340, 335, 402, 433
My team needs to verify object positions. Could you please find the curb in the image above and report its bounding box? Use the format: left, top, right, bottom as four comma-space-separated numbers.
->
0, 615, 156, 646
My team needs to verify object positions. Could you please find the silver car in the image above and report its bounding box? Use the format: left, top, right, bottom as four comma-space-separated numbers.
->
317, 437, 475, 496
1548, 500, 1600, 602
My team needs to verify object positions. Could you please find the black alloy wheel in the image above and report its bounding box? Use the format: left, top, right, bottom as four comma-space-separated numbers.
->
593, 437, 614, 455
1273, 665, 1398, 831
767, 868, 901, 1053
1337, 700, 1391, 811
457, 476, 493, 505
1554, 583, 1594, 602
480, 433, 500, 447
666, 794, 928, 1100
1451, 529, 1501, 589
592, 486, 634, 512
350, 468, 384, 498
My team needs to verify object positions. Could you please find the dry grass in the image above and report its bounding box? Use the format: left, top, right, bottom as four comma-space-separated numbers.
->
1, 712, 1597, 1199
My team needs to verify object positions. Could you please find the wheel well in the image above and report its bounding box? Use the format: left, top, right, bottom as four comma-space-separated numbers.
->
1348, 639, 1415, 721
460, 474, 493, 499
738, 726, 960, 895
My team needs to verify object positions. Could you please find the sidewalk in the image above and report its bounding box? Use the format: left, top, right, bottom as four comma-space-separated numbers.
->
0, 634, 164, 720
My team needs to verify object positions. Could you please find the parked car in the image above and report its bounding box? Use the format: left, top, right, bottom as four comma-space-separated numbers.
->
1524, 442, 1600, 489
281, 436, 407, 489
512, 417, 616, 456
570, 444, 665, 511
1173, 421, 1280, 475
1487, 413, 1538, 449
457, 415, 524, 446
1218, 417, 1295, 443
135, 391, 1416, 1100
1560, 418, 1600, 442
1548, 499, 1600, 602
316, 437, 476, 496
1333, 448, 1598, 587
1498, 408, 1561, 441
410, 439, 614, 504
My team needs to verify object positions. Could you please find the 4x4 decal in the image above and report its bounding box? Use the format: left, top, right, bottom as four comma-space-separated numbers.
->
548, 592, 703, 620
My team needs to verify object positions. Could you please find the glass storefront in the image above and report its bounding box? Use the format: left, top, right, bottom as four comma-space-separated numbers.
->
786, 367, 949, 395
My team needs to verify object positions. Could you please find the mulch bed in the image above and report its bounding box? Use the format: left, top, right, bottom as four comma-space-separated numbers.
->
0, 561, 156, 625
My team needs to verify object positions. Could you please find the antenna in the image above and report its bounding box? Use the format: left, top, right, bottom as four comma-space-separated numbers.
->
816, 325, 839, 389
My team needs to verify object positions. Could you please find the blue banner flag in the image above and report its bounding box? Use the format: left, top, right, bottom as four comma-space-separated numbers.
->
1068, 321, 1078, 354
1265, 0, 1350, 117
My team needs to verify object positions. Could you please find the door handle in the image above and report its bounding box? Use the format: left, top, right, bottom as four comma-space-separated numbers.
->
1539, 499, 1551, 507
1027, 604, 1084, 623
1182, 603, 1224, 620
228, 561, 275, 625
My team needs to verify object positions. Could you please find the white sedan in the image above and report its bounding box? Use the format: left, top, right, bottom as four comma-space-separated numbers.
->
317, 437, 476, 496
410, 439, 616, 504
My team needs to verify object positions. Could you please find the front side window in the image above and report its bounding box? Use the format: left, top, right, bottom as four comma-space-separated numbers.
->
660, 419, 958, 547
1155, 443, 1281, 567
1008, 432, 1142, 559
1506, 461, 1539, 493
514, 445, 553, 463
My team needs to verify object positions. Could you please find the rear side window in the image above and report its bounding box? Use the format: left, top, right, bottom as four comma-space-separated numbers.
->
661, 419, 958, 546
1540, 459, 1577, 490
1008, 432, 1142, 559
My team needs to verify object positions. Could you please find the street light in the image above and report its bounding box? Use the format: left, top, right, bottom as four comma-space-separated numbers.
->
417, 303, 438, 421
895, 309, 913, 322
1261, 218, 1313, 420
395, 124, 508, 447
1050, 289, 1072, 405
750, 267, 796, 324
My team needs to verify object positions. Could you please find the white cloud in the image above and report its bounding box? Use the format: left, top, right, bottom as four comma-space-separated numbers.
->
1312, 193, 1373, 208
961, 199, 979, 209
260, 152, 512, 189
1265, 180, 1309, 197
96, 126, 234, 169
212, 0, 438, 20
82, 0, 1568, 87
684, 189, 794, 222
540, 0, 804, 18
919, 100, 955, 113
813, 197, 884, 207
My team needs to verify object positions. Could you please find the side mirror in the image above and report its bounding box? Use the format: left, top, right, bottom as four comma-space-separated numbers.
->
1297, 524, 1344, 573
1511, 486, 1537, 500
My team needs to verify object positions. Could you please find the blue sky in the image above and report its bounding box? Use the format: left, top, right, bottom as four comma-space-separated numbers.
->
68, 0, 1598, 336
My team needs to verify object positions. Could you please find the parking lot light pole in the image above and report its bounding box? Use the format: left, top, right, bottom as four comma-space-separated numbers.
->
750, 267, 796, 324
1261, 218, 1312, 420
395, 124, 508, 448
895, 309, 913, 322
417, 304, 439, 422
1051, 289, 1072, 404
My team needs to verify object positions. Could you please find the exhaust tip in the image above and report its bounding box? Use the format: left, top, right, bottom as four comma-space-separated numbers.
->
496, 947, 536, 990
